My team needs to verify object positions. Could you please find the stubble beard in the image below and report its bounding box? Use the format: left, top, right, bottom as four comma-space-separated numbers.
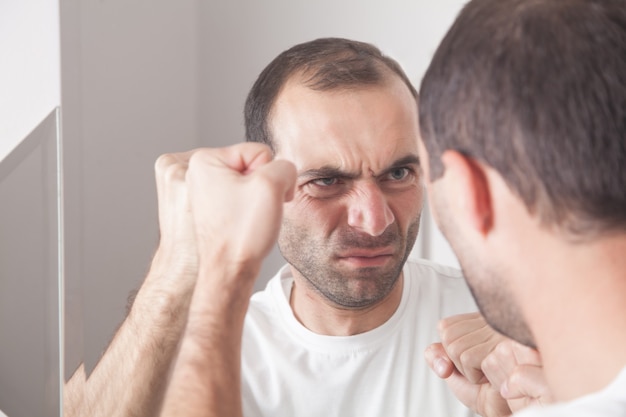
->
430, 190, 537, 348
278, 218, 420, 309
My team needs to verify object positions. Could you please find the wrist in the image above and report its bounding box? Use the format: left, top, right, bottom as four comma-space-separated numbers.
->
128, 254, 198, 330
149, 244, 199, 280
184, 259, 259, 335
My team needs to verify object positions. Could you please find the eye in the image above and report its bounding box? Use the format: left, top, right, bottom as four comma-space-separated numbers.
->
388, 167, 410, 181
304, 176, 348, 199
379, 167, 417, 190
312, 177, 338, 187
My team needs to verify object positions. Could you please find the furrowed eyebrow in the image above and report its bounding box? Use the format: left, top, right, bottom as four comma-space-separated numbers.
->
374, 154, 422, 177
298, 166, 358, 181
386, 155, 420, 171
298, 154, 421, 180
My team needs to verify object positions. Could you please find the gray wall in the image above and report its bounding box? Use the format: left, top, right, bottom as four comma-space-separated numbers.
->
0, 110, 60, 417
60, 0, 200, 374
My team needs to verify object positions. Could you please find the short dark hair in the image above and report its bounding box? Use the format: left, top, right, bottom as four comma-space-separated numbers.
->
245, 37, 418, 153
419, 0, 626, 238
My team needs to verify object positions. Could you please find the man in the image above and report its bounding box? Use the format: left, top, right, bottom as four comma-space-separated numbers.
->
238, 37, 481, 416
417, 0, 626, 415
67, 38, 537, 417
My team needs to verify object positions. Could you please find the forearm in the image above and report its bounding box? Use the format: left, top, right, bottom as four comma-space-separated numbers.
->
156, 143, 294, 416
160, 262, 258, 417
65, 256, 195, 417
63, 364, 86, 417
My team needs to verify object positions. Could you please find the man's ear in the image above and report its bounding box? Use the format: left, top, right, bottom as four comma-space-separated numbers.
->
440, 150, 493, 236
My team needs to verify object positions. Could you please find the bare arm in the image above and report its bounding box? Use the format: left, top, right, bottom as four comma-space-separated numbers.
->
64, 143, 295, 417
159, 262, 257, 417
63, 151, 201, 417
62, 261, 196, 417
159, 144, 296, 416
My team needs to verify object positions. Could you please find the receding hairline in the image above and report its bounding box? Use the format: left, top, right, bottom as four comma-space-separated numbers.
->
266, 67, 419, 153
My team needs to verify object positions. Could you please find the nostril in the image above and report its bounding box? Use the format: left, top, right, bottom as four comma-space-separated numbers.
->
347, 201, 394, 237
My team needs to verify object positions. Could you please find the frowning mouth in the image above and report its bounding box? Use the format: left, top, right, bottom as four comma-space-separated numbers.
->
336, 248, 395, 267
337, 248, 394, 258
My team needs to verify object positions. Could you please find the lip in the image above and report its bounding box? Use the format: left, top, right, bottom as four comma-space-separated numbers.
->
337, 248, 395, 258
336, 248, 395, 267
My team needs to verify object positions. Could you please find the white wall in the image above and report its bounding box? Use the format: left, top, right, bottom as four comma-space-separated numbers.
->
0, 0, 60, 162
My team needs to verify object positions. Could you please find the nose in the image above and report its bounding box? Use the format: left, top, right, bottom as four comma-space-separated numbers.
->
347, 181, 394, 236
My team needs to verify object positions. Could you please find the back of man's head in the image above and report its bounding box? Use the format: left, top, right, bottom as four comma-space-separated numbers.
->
245, 37, 417, 153
419, 0, 626, 240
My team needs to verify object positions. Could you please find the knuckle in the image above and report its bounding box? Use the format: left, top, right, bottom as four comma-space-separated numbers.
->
186, 151, 201, 171
445, 340, 464, 362
481, 351, 498, 374
459, 350, 484, 382
494, 339, 513, 358
155, 153, 188, 183
187, 149, 203, 165
438, 322, 454, 346
164, 163, 187, 183
506, 367, 525, 390
186, 149, 214, 176
155, 153, 174, 172
458, 348, 472, 366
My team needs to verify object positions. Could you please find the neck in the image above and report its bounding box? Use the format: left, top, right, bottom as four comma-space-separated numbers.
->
522, 233, 626, 401
288, 271, 404, 336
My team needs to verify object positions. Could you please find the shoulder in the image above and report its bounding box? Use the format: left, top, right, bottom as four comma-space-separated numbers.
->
403, 257, 477, 315
513, 367, 626, 417
404, 257, 464, 280
513, 403, 624, 417
403, 257, 469, 293
515, 367, 626, 417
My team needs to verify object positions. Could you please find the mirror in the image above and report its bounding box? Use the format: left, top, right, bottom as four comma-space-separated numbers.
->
57, 0, 462, 412
0, 108, 61, 417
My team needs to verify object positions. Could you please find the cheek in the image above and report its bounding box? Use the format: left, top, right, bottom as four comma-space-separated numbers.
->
391, 186, 424, 224
283, 195, 344, 233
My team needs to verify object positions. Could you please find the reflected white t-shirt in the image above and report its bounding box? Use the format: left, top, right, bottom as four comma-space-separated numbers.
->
241, 258, 478, 417
515, 367, 626, 417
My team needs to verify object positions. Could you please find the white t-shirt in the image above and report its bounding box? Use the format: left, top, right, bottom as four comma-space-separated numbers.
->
514, 366, 626, 417
241, 257, 478, 417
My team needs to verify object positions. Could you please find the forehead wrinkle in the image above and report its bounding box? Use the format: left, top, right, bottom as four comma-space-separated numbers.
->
273, 76, 421, 180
